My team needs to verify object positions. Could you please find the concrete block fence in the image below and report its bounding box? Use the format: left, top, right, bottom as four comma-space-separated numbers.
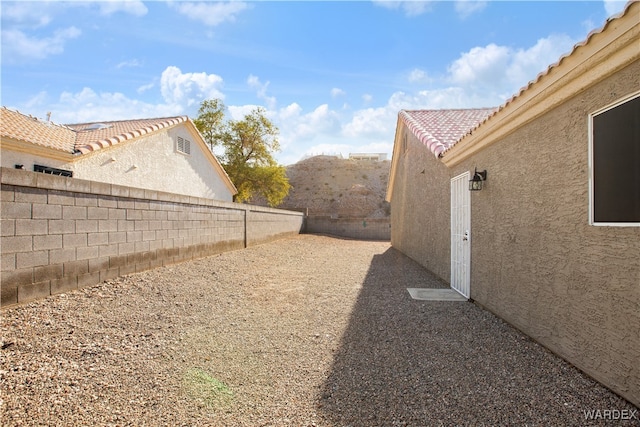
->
305, 216, 390, 241
0, 167, 304, 307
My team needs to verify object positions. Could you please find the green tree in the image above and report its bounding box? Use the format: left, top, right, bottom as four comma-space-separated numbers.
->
193, 99, 225, 152
194, 99, 291, 207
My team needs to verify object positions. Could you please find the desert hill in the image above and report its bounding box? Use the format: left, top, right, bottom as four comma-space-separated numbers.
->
278, 155, 391, 218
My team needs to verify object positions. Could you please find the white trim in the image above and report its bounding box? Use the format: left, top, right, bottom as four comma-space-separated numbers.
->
588, 90, 640, 227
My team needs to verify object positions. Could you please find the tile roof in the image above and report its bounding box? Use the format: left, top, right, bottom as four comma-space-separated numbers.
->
0, 107, 77, 153
399, 108, 498, 157
1, 107, 189, 155
68, 116, 188, 154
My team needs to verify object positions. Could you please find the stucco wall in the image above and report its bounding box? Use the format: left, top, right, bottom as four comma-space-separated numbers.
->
0, 167, 303, 307
1, 125, 234, 202
389, 129, 451, 282
389, 61, 640, 406
456, 61, 640, 407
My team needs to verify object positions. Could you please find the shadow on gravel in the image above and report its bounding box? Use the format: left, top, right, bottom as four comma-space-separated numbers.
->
317, 248, 637, 426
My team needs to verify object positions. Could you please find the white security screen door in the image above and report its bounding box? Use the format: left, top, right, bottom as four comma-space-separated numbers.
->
450, 172, 471, 298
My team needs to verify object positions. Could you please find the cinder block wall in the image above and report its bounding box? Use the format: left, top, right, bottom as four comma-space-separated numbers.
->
0, 167, 303, 307
305, 216, 390, 240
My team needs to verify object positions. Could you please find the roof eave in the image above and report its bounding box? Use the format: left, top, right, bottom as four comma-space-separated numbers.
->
1, 137, 77, 161
385, 115, 405, 202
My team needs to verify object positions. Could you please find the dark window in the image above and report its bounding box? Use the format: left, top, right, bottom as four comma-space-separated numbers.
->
34, 164, 73, 177
591, 93, 640, 224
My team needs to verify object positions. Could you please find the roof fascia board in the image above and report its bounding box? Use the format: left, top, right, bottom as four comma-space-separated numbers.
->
442, 8, 639, 167
386, 116, 404, 202
1, 137, 76, 162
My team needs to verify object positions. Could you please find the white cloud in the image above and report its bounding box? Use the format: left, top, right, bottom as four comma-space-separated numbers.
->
1, 27, 81, 63
278, 103, 303, 120
454, 0, 487, 19
116, 59, 143, 69
24, 91, 50, 110
342, 106, 396, 138
292, 104, 341, 137
335, 31, 579, 161
49, 87, 180, 123
408, 68, 431, 84
0, 2, 52, 27
448, 43, 511, 89
275, 103, 341, 142
298, 36, 554, 161
170, 1, 250, 26
265, 102, 343, 163
160, 66, 225, 107
227, 104, 261, 121
137, 82, 155, 94
390, 87, 496, 109
0, 1, 147, 64
507, 34, 575, 86
447, 34, 576, 97
603, 0, 626, 17
96, 1, 148, 17
247, 74, 277, 110
373, 0, 434, 16
331, 88, 346, 98
362, 94, 373, 104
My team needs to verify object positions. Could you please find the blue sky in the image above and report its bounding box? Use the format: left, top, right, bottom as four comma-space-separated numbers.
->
0, 1, 628, 165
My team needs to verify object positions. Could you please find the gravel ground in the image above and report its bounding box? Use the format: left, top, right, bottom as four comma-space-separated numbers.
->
1, 234, 637, 426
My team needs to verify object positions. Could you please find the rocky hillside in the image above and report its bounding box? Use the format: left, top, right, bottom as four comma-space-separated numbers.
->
278, 155, 391, 218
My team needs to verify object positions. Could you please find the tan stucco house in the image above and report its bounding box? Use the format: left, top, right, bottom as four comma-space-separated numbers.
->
386, 2, 639, 407
0, 109, 237, 201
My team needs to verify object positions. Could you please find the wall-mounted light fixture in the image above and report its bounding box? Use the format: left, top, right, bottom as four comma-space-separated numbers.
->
469, 168, 487, 191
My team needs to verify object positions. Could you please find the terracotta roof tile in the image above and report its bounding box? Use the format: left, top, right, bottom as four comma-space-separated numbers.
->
1, 107, 76, 153
67, 116, 188, 154
1, 108, 188, 155
399, 108, 498, 157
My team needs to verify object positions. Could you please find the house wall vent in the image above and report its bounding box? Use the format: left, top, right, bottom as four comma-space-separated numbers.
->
177, 136, 191, 155
34, 164, 73, 177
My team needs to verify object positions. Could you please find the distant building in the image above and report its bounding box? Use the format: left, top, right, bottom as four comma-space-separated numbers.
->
349, 153, 388, 162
